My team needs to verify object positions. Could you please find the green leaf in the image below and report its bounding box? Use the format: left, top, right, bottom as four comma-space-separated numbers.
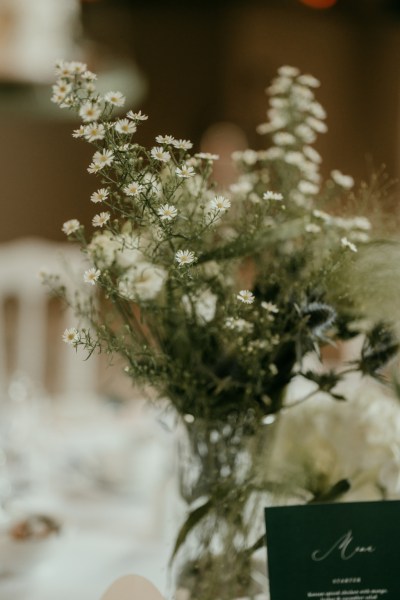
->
170, 499, 212, 564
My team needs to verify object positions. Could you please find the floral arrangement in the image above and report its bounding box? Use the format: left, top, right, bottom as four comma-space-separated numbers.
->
46, 61, 399, 599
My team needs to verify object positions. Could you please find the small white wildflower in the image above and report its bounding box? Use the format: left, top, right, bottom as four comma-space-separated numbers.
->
331, 170, 354, 190
263, 191, 283, 201
175, 163, 195, 178
195, 152, 219, 161
352, 216, 371, 231
292, 84, 314, 100
272, 132, 296, 146
88, 149, 114, 173
127, 110, 148, 121
303, 145, 322, 164
82, 70, 97, 81
115, 119, 137, 135
277, 65, 300, 78
92, 212, 111, 228
104, 91, 125, 107
70, 61, 87, 74
79, 101, 102, 123
305, 223, 321, 233
62, 219, 80, 235
261, 147, 284, 161
297, 74, 320, 88
175, 249, 196, 266
123, 181, 143, 196
241, 149, 259, 165
261, 301, 279, 313
270, 97, 289, 109
298, 180, 319, 195
172, 138, 193, 150
151, 146, 171, 162
267, 76, 292, 95
307, 116, 328, 133
62, 327, 79, 344
237, 290, 255, 304
72, 125, 86, 139
84, 267, 101, 285
294, 124, 317, 143
52, 80, 72, 98
229, 180, 253, 194
283, 151, 306, 167
155, 134, 175, 145
225, 317, 254, 333
158, 204, 178, 221
55, 60, 74, 78
84, 123, 105, 142
209, 195, 231, 212
309, 101, 327, 120
91, 188, 109, 203
341, 237, 358, 253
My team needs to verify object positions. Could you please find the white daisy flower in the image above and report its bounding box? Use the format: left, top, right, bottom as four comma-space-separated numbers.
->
341, 237, 357, 253
175, 249, 196, 266
172, 138, 193, 150
263, 191, 283, 201
79, 101, 102, 122
90, 188, 109, 203
92, 212, 111, 228
62, 327, 79, 344
272, 132, 297, 146
237, 290, 255, 304
62, 219, 80, 235
52, 81, 71, 98
90, 149, 114, 171
114, 119, 137, 135
126, 110, 148, 121
54, 60, 75, 78
277, 65, 300, 78
331, 170, 354, 190
72, 125, 86, 139
195, 152, 219, 161
155, 134, 175, 145
123, 181, 143, 196
104, 91, 125, 107
175, 164, 195, 178
158, 204, 178, 220
82, 70, 97, 81
70, 61, 87, 74
261, 301, 279, 313
151, 146, 171, 162
84, 267, 101, 285
84, 123, 105, 142
305, 223, 321, 233
209, 196, 231, 212
298, 180, 319, 195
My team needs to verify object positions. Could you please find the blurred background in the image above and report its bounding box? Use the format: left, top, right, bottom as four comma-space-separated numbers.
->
1, 0, 399, 400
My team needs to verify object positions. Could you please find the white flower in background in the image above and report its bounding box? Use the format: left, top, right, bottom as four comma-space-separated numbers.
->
272, 132, 297, 146
70, 61, 87, 75
126, 110, 148, 121
62, 327, 79, 344
114, 119, 137, 135
261, 301, 279, 313
72, 125, 86, 139
55, 60, 75, 78
155, 134, 175, 145
82, 70, 97, 81
172, 139, 193, 150
260, 147, 284, 161
62, 219, 80, 235
90, 188, 109, 203
277, 65, 300, 78
175, 163, 195, 178
297, 74, 320, 88
118, 263, 166, 301
225, 317, 254, 333
352, 216, 371, 231
263, 191, 283, 201
298, 180, 319, 195
309, 101, 327, 120
88, 149, 114, 173
341, 237, 357, 253
104, 91, 125, 107
175, 249, 196, 266
52, 80, 71, 98
303, 145, 322, 164
209, 195, 231, 212
157, 204, 178, 221
270, 97, 289, 109
283, 151, 305, 167
92, 212, 111, 228
79, 101, 102, 123
123, 181, 143, 197
313, 209, 332, 223
83, 267, 101, 285
237, 290, 255, 304
331, 170, 354, 190
182, 289, 218, 323
294, 124, 317, 144
230, 179, 253, 194
267, 76, 292, 95
195, 152, 219, 161
307, 116, 328, 134
292, 84, 314, 100
151, 146, 171, 162
84, 123, 105, 142
305, 223, 321, 234
87, 233, 119, 268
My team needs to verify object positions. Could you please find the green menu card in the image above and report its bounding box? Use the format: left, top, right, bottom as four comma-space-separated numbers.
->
265, 501, 400, 599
